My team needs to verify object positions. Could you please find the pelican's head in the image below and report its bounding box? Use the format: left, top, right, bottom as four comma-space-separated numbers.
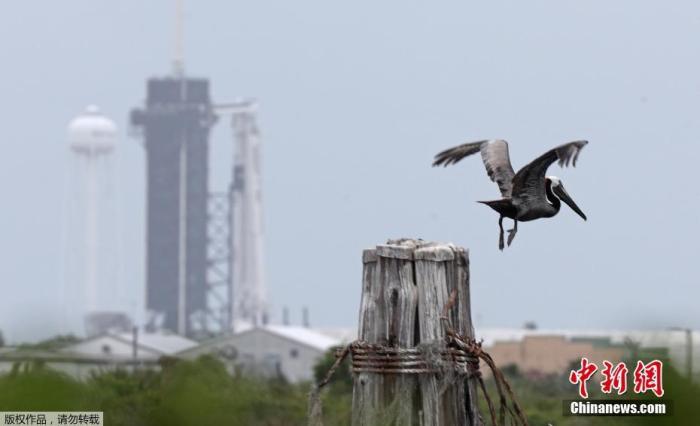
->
546, 176, 587, 221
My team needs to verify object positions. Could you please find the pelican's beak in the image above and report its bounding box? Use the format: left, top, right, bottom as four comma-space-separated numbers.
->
553, 183, 587, 221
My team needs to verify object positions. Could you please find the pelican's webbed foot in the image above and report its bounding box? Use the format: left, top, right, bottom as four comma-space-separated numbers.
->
507, 220, 518, 246
498, 216, 505, 251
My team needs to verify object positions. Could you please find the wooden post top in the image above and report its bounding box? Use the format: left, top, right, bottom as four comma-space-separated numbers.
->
363, 238, 468, 263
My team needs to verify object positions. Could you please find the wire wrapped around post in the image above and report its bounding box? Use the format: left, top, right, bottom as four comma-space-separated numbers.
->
349, 342, 477, 375
310, 335, 527, 426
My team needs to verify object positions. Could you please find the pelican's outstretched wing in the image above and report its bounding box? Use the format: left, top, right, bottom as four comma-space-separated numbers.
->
432, 139, 516, 197
511, 140, 588, 205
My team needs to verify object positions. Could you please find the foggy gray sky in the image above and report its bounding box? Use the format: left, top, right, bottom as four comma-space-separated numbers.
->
1, 1, 698, 342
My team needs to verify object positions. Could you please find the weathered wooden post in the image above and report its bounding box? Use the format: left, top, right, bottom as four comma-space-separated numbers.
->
351, 239, 480, 426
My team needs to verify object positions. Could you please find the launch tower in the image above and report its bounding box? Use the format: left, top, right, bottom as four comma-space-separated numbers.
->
130, 78, 215, 336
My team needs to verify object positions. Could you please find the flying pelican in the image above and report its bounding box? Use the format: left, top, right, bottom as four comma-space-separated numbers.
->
433, 140, 588, 250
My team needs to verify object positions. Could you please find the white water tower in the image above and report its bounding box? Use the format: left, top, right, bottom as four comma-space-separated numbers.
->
66, 105, 129, 336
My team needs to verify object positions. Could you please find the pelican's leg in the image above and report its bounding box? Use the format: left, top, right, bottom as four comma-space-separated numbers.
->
507, 220, 518, 246
498, 216, 505, 251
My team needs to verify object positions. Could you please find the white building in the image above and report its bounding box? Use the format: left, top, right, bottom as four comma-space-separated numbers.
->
0, 349, 158, 381
0, 332, 199, 381
62, 331, 198, 360
177, 326, 341, 383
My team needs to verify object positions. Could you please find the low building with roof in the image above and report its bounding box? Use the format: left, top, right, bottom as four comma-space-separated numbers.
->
485, 334, 628, 377
0, 331, 199, 380
177, 325, 341, 383
477, 327, 698, 380
0, 348, 161, 380
61, 331, 198, 360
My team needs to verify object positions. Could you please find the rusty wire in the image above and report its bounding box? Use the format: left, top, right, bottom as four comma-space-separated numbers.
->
348, 342, 476, 375
310, 289, 529, 426
440, 288, 528, 426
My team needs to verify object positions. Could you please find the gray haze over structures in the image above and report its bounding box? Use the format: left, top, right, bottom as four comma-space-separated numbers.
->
0, 1, 698, 342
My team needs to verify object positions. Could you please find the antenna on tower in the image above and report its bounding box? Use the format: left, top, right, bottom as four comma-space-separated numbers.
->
173, 0, 185, 78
